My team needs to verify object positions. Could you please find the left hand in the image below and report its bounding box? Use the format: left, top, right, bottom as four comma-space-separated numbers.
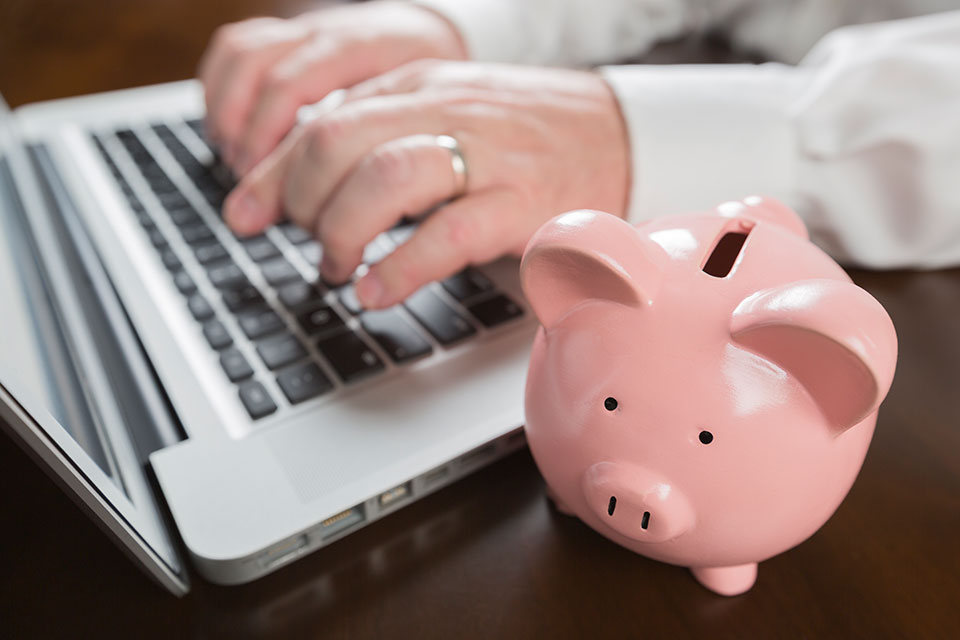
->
222, 60, 631, 309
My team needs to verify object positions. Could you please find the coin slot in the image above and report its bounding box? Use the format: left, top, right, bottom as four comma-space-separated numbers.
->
702, 231, 749, 277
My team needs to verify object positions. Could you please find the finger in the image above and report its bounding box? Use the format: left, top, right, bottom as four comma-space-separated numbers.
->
199, 19, 279, 140
315, 134, 476, 283
280, 93, 462, 232
222, 130, 303, 235
355, 188, 523, 309
232, 39, 373, 175
198, 22, 248, 137
200, 19, 305, 151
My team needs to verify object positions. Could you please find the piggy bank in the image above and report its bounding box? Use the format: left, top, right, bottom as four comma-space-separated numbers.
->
519, 197, 897, 596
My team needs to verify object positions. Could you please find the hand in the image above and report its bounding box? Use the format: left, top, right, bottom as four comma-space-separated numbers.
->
223, 60, 631, 310
198, 1, 466, 175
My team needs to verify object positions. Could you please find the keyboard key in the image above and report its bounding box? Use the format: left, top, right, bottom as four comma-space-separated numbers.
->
336, 284, 363, 315
277, 280, 320, 311
160, 248, 181, 271
279, 223, 312, 244
363, 240, 391, 265
404, 288, 476, 346
298, 241, 321, 266
169, 206, 202, 227
156, 190, 188, 210
243, 235, 280, 262
238, 381, 277, 419
256, 333, 307, 370
467, 294, 524, 328
180, 223, 215, 245
193, 241, 229, 264
441, 268, 494, 302
361, 309, 433, 363
238, 308, 285, 339
207, 262, 247, 289
173, 270, 196, 295
387, 223, 415, 246
203, 319, 233, 350
204, 191, 228, 210
220, 348, 253, 382
296, 303, 345, 336
148, 229, 167, 248
316, 330, 385, 383
261, 257, 300, 286
138, 214, 155, 230
184, 118, 205, 137
187, 293, 214, 321
222, 284, 264, 311
276, 362, 333, 404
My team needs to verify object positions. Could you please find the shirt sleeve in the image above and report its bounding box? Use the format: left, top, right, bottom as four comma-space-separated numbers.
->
602, 11, 960, 269
410, 0, 694, 66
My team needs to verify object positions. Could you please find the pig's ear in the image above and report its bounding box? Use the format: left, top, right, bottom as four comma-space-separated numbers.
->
717, 196, 808, 239
520, 210, 664, 330
731, 280, 898, 434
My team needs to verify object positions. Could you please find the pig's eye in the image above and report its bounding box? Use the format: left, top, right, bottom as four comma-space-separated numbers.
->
698, 430, 714, 445
604, 397, 618, 411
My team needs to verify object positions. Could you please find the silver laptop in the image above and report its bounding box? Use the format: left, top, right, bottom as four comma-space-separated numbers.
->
0, 81, 534, 595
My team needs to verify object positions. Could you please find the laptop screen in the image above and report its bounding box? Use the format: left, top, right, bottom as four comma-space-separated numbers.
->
0, 98, 186, 594
0, 159, 124, 489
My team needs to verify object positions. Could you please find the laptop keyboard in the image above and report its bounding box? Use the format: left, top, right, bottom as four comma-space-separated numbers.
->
89, 119, 524, 422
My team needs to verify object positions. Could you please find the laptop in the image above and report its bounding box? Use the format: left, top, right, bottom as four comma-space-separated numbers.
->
0, 81, 535, 595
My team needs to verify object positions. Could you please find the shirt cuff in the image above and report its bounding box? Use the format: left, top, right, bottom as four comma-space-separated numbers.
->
411, 0, 536, 63
600, 63, 807, 223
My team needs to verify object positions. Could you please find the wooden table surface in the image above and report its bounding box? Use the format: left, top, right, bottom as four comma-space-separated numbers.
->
2, 2, 959, 638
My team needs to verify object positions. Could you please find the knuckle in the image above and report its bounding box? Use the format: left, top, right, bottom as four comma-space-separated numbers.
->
211, 24, 240, 51
397, 58, 441, 85
303, 117, 349, 162
440, 209, 475, 254
364, 145, 415, 191
262, 67, 295, 95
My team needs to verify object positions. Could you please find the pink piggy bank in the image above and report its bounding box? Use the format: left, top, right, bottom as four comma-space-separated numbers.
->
519, 197, 897, 596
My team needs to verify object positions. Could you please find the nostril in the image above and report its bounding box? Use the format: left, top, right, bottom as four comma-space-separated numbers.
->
641, 511, 650, 530
607, 496, 617, 516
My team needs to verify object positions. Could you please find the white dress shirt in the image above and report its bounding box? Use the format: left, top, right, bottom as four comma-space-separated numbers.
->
414, 0, 960, 268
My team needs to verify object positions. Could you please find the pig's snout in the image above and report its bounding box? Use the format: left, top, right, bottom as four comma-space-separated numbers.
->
583, 462, 694, 543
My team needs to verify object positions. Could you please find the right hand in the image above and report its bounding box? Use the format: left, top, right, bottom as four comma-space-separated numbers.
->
198, 1, 466, 175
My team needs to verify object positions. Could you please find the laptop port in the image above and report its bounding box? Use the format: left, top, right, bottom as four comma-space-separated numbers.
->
423, 465, 450, 488
379, 482, 412, 509
460, 443, 497, 468
320, 504, 366, 541
259, 534, 308, 569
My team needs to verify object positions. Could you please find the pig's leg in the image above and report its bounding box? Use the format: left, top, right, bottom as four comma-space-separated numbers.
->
690, 563, 757, 596
545, 486, 575, 516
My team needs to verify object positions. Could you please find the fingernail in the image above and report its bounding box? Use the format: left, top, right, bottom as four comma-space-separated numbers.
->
356, 272, 386, 309
225, 193, 260, 231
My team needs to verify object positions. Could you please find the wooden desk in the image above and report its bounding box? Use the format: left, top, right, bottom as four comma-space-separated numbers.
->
2, 2, 959, 637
